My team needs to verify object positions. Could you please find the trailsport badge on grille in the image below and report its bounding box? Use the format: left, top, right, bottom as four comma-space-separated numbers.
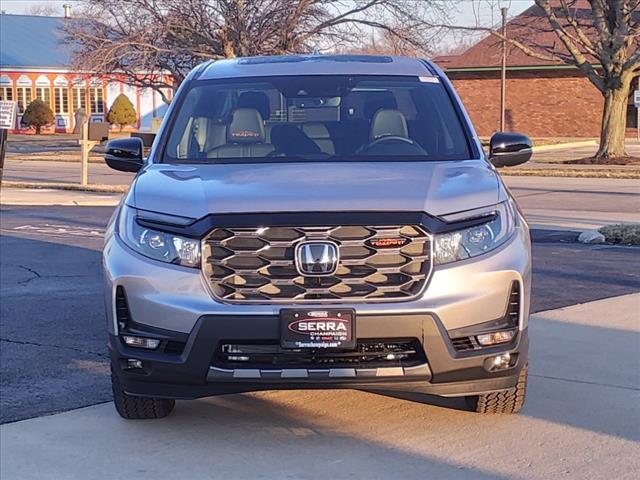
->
295, 241, 339, 276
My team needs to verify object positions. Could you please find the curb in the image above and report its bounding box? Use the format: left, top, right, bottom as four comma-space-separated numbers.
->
7, 156, 106, 164
1, 199, 122, 207
1, 188, 122, 207
1, 181, 127, 194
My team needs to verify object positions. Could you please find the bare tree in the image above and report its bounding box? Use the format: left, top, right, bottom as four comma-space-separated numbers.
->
439, 0, 640, 160
532, 0, 639, 159
26, 3, 60, 16
63, 0, 449, 105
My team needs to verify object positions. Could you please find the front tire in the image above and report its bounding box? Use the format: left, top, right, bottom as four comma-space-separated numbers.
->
111, 371, 175, 419
466, 364, 528, 414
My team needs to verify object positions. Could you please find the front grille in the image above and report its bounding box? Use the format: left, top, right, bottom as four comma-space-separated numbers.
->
203, 225, 431, 303
214, 339, 425, 368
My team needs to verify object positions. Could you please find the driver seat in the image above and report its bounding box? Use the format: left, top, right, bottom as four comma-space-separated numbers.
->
370, 109, 409, 141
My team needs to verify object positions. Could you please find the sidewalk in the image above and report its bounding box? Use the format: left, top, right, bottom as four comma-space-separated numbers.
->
1, 187, 122, 206
2, 293, 638, 480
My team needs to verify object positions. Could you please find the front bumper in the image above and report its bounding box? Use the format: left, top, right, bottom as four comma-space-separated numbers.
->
105, 220, 531, 398
110, 313, 529, 399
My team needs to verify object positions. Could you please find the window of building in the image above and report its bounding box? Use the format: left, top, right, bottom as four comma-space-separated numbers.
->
16, 87, 32, 114
73, 87, 87, 112
0, 86, 13, 102
90, 86, 104, 114
54, 87, 69, 114
36, 86, 51, 107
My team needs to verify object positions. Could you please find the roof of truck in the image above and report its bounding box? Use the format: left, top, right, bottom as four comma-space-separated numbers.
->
198, 55, 436, 80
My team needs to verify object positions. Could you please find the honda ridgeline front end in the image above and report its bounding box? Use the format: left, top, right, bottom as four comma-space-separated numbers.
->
103, 55, 533, 419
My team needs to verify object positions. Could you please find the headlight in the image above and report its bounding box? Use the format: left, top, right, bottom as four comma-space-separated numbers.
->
117, 205, 201, 268
434, 200, 518, 265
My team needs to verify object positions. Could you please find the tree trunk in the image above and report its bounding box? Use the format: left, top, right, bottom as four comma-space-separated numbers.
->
595, 84, 630, 159
35, 125, 41, 135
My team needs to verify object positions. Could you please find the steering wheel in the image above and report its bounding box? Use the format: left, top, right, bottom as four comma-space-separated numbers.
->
367, 135, 415, 148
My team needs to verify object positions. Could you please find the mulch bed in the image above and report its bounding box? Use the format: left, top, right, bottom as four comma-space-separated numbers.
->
564, 156, 640, 165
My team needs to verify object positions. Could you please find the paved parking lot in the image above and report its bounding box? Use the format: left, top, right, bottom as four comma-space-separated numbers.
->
1, 202, 638, 479
1, 205, 639, 424
1, 293, 638, 479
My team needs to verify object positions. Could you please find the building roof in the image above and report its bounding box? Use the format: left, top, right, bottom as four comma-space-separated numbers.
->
199, 55, 435, 79
0, 14, 74, 69
442, 1, 626, 71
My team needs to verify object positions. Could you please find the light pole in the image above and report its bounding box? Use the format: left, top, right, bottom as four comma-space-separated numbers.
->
500, 6, 508, 132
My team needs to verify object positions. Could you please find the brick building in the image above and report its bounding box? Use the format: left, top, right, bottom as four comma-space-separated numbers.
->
0, 10, 170, 133
437, 2, 638, 138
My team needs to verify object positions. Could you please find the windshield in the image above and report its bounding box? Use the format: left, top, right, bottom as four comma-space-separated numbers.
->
163, 75, 471, 163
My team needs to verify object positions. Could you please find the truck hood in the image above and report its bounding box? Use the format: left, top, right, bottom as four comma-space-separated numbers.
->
131, 160, 501, 219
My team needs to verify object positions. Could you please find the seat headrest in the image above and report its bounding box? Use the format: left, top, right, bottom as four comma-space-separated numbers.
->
364, 91, 397, 119
370, 109, 408, 141
238, 91, 270, 120
227, 108, 266, 144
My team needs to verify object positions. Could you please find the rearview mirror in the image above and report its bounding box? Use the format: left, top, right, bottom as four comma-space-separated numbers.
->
489, 132, 532, 168
105, 137, 144, 172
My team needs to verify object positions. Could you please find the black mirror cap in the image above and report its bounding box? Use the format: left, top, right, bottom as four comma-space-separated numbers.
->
489, 132, 532, 168
105, 137, 144, 173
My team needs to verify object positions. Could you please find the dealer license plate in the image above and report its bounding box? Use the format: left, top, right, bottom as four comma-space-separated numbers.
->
280, 309, 355, 349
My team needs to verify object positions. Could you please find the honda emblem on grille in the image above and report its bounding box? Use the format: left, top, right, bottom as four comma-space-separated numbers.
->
295, 241, 339, 276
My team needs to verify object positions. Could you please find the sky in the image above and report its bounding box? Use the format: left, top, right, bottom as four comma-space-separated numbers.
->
0, 0, 534, 51
0, 0, 534, 24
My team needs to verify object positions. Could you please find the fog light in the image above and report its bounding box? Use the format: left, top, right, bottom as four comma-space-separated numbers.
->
126, 358, 143, 369
122, 335, 160, 350
476, 329, 516, 346
484, 353, 512, 372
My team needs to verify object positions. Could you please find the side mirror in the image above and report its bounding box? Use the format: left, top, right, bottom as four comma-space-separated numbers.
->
489, 132, 532, 167
105, 137, 144, 172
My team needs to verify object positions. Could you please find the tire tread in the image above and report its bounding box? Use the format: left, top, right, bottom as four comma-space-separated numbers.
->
468, 364, 528, 414
111, 372, 175, 420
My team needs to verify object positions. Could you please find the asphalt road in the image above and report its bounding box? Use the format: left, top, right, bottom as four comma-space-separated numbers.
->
1, 205, 639, 424
4, 160, 640, 229
505, 176, 640, 229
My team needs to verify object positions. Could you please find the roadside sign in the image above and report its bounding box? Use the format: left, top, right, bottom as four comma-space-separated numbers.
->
0, 100, 17, 180
634, 90, 640, 108
0, 100, 17, 130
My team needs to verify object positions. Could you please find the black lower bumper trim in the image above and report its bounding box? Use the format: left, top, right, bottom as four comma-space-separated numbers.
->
110, 313, 529, 399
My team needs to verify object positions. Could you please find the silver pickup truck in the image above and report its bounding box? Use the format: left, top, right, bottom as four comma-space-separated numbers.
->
103, 54, 532, 419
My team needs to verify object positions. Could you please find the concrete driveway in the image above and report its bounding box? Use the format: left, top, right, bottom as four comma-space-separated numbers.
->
1, 293, 638, 480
